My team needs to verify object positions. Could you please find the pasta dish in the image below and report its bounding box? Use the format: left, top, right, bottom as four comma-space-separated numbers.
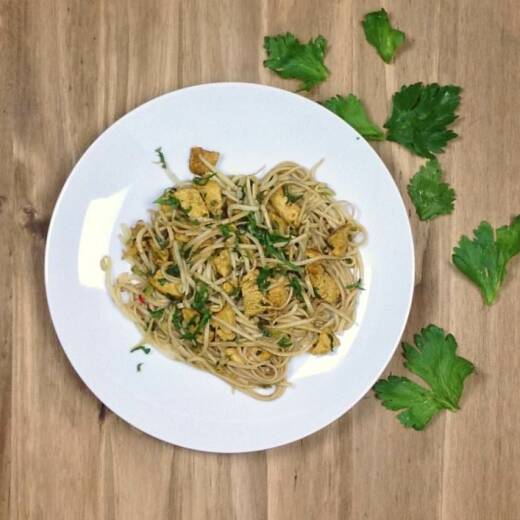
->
102, 147, 364, 400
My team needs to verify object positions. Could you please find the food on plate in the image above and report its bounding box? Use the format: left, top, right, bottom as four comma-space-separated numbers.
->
102, 147, 364, 400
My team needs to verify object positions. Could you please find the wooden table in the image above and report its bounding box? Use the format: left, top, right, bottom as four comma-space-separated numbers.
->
2, 1, 519, 518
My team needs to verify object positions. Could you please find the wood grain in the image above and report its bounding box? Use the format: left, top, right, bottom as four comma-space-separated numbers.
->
2, 0, 520, 518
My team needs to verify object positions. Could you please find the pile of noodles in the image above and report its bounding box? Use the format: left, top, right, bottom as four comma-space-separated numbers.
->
102, 159, 364, 400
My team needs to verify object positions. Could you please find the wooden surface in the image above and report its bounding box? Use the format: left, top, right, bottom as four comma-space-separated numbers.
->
2, 0, 520, 518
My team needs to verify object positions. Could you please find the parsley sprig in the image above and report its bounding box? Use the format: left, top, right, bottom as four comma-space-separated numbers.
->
263, 33, 329, 92
374, 325, 474, 430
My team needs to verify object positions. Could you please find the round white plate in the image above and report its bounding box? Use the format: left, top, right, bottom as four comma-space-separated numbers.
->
45, 83, 414, 453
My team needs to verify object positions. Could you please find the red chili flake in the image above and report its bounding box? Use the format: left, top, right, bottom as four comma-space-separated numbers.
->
137, 295, 145, 304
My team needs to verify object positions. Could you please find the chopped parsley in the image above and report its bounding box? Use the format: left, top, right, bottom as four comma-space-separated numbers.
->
130, 345, 151, 354
219, 224, 232, 238
263, 32, 329, 92
346, 279, 364, 290
277, 336, 292, 348
374, 325, 474, 430
136, 362, 144, 372
289, 276, 303, 299
149, 308, 165, 319
257, 266, 274, 292
283, 185, 302, 203
154, 147, 168, 169
155, 189, 181, 208
166, 264, 180, 277
193, 173, 216, 186
362, 9, 406, 64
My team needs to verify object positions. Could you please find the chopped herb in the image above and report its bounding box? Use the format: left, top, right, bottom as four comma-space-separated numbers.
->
260, 327, 272, 337
374, 325, 474, 430
143, 285, 154, 297
155, 190, 181, 208
362, 9, 406, 64
321, 94, 384, 141
452, 215, 520, 305
277, 336, 292, 348
263, 32, 330, 92
136, 362, 144, 372
149, 308, 165, 319
245, 213, 298, 270
407, 159, 456, 221
172, 308, 183, 330
257, 266, 274, 292
131, 266, 146, 276
192, 284, 209, 313
130, 345, 151, 354
384, 82, 462, 159
192, 173, 216, 186
154, 147, 168, 169
346, 279, 364, 290
219, 224, 232, 238
166, 264, 180, 277
289, 276, 303, 299
283, 185, 302, 203
157, 278, 167, 286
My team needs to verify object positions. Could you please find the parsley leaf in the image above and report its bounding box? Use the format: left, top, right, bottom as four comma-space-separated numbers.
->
362, 9, 406, 64
257, 266, 274, 292
277, 336, 292, 348
263, 32, 329, 92
407, 159, 455, 221
219, 224, 232, 238
289, 276, 303, 299
374, 325, 474, 430
452, 216, 520, 305
192, 173, 216, 186
154, 147, 168, 169
384, 83, 462, 158
322, 94, 384, 141
346, 279, 364, 290
130, 345, 151, 354
155, 189, 181, 208
149, 308, 165, 319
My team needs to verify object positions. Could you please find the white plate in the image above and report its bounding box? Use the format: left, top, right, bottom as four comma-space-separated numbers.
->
45, 83, 414, 453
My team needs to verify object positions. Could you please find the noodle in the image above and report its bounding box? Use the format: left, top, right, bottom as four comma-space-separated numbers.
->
102, 148, 365, 400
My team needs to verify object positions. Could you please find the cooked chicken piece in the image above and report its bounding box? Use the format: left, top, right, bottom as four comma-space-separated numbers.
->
214, 304, 236, 341
172, 231, 190, 243
268, 210, 288, 234
271, 188, 300, 225
150, 271, 183, 298
175, 188, 209, 219
311, 330, 333, 355
189, 147, 220, 175
306, 263, 340, 304
305, 248, 321, 259
182, 307, 198, 323
328, 224, 350, 257
212, 249, 232, 277
266, 276, 289, 307
241, 269, 263, 317
222, 281, 236, 295
198, 180, 223, 215
257, 350, 272, 361
225, 347, 242, 364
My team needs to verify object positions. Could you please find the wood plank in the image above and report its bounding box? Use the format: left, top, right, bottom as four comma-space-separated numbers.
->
2, 0, 520, 518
